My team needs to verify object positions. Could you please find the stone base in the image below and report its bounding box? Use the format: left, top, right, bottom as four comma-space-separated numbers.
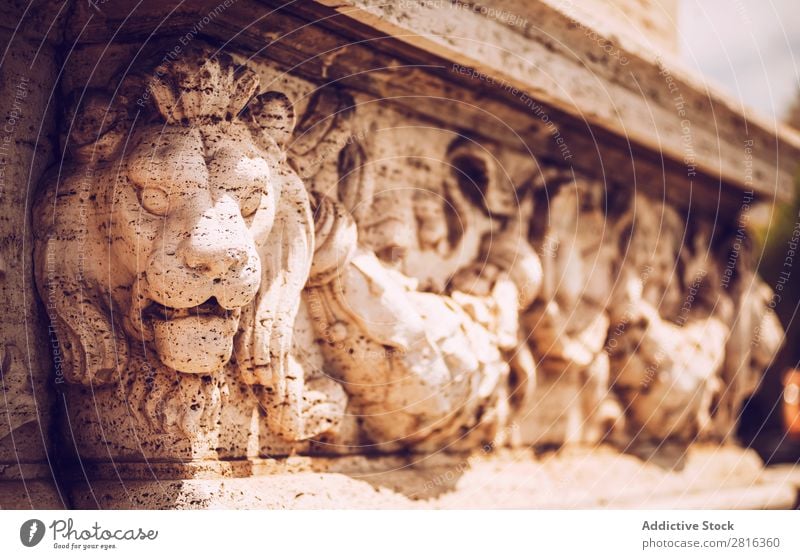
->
66, 445, 799, 509
0, 460, 65, 509
0, 480, 64, 509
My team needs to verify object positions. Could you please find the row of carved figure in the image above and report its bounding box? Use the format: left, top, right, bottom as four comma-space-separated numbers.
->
29, 46, 783, 461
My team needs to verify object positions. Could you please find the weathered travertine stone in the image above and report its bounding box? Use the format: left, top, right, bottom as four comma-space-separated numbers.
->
0, 22, 62, 508
605, 193, 781, 447
300, 119, 543, 450
33, 47, 348, 463
65, 446, 794, 510
2, 0, 792, 510
516, 173, 624, 445
33, 39, 785, 468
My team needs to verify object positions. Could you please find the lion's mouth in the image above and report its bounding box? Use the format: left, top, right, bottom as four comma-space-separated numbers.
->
138, 297, 242, 374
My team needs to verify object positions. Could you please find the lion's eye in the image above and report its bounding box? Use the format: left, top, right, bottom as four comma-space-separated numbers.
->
240, 188, 263, 217
140, 188, 170, 216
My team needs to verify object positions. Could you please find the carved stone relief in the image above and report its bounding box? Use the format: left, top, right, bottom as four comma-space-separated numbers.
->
515, 173, 624, 446
32, 42, 783, 476
33, 47, 347, 461
604, 192, 781, 448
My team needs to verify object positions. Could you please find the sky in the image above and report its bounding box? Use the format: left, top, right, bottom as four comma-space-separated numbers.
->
679, 0, 800, 124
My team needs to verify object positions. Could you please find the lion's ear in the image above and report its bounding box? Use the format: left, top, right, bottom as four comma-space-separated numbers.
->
34, 233, 128, 386
63, 89, 132, 163
241, 91, 296, 150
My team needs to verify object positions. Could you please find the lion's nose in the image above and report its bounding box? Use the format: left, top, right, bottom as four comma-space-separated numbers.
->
180, 206, 252, 277
183, 243, 249, 275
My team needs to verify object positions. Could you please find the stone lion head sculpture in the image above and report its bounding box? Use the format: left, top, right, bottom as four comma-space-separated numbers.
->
34, 46, 329, 439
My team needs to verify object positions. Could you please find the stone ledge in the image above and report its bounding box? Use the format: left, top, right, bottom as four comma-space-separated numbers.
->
65, 445, 798, 509
0, 481, 65, 509
0, 461, 58, 481
306, 0, 800, 203
58, 0, 795, 215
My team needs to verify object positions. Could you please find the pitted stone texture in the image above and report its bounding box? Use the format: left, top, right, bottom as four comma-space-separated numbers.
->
31, 37, 784, 490
33, 46, 347, 462
0, 27, 61, 508
66, 446, 793, 510
303, 128, 543, 450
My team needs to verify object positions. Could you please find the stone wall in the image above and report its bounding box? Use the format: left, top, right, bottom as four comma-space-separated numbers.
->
1, 0, 797, 509
0, 0, 65, 509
